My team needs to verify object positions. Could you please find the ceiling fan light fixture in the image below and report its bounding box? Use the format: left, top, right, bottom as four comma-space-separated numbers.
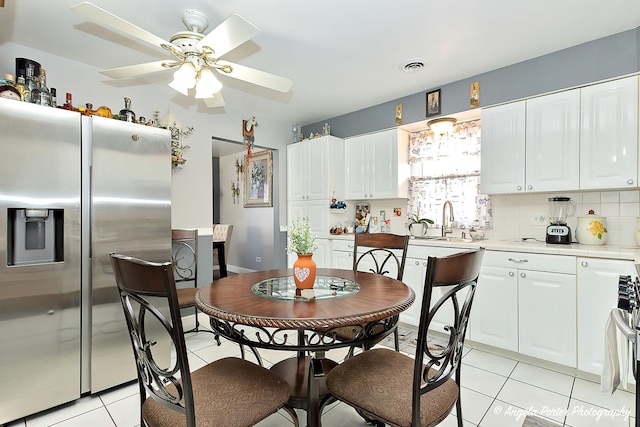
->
169, 62, 197, 95
195, 67, 223, 98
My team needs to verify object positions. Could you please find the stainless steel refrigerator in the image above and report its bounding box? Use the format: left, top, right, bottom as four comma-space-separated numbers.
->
0, 98, 172, 424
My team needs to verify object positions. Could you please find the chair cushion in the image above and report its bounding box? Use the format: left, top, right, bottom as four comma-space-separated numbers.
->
326, 348, 459, 427
142, 357, 290, 427
176, 287, 197, 308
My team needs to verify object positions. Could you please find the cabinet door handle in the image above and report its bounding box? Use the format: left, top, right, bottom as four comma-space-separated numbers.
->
627, 179, 634, 185
516, 186, 522, 191
369, 194, 373, 197
414, 260, 420, 265
527, 185, 533, 190
508, 258, 528, 263
423, 262, 428, 267
520, 272, 526, 278
509, 271, 515, 277
581, 261, 588, 267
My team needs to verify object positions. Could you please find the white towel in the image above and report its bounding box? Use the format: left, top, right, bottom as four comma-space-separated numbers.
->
601, 308, 630, 394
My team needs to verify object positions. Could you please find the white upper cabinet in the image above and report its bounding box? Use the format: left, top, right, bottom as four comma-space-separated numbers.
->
287, 135, 344, 201
526, 89, 580, 192
345, 129, 409, 200
580, 76, 638, 190
481, 75, 639, 194
480, 101, 526, 194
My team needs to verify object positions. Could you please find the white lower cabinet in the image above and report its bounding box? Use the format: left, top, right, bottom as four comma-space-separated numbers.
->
577, 257, 636, 376
470, 265, 518, 352
518, 269, 576, 367
331, 239, 355, 269
402, 245, 468, 331
469, 251, 577, 367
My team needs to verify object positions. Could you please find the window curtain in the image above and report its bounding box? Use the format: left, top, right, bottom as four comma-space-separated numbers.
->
407, 119, 492, 229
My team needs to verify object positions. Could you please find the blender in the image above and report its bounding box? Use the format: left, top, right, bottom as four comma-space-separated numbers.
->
546, 197, 576, 244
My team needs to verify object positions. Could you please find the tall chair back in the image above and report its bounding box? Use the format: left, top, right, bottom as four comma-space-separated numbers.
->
171, 229, 204, 332
172, 229, 198, 286
326, 248, 485, 427
110, 253, 196, 425
352, 233, 409, 280
110, 253, 294, 427
412, 248, 485, 426
332, 233, 410, 355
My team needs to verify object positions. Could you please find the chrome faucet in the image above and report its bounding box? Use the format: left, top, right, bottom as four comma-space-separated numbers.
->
441, 200, 455, 237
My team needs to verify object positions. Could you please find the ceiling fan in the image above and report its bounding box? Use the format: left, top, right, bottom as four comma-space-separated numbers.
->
71, 2, 293, 107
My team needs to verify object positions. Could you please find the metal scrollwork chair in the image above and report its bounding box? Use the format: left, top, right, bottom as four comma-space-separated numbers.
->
110, 253, 297, 427
326, 248, 485, 427
171, 229, 208, 333
334, 233, 410, 354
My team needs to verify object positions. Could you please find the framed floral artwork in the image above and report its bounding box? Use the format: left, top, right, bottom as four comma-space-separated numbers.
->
244, 150, 273, 208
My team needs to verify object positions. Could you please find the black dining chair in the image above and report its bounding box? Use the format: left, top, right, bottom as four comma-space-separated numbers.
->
171, 229, 206, 334
110, 253, 297, 427
333, 233, 410, 354
326, 248, 485, 427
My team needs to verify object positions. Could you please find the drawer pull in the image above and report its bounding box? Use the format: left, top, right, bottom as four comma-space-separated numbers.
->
520, 272, 526, 278
508, 258, 528, 263
509, 271, 515, 277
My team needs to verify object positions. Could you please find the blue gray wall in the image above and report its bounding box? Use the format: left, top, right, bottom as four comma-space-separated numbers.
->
303, 27, 640, 138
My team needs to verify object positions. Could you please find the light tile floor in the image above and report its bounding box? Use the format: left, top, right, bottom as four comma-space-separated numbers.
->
5, 317, 636, 427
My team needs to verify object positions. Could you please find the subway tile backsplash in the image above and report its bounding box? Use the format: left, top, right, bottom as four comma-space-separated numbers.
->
487, 190, 640, 247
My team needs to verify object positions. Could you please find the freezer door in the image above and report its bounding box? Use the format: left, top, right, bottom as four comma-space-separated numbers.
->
0, 99, 81, 424
88, 116, 172, 392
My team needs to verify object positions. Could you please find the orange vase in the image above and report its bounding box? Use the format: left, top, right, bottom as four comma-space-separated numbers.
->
293, 253, 316, 289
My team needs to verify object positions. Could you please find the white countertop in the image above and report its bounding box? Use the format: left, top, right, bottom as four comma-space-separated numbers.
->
323, 233, 640, 261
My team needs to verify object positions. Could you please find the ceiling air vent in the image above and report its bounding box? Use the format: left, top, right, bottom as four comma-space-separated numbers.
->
401, 58, 428, 73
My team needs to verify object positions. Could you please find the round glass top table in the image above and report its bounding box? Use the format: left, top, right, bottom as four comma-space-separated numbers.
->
195, 268, 414, 427
196, 268, 414, 332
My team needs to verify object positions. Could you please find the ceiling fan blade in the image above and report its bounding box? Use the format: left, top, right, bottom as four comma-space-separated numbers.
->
197, 14, 259, 58
216, 61, 292, 93
203, 93, 225, 108
71, 2, 171, 49
99, 60, 177, 79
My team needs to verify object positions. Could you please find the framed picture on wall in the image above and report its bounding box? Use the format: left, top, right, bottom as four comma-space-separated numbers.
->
426, 89, 441, 117
244, 150, 273, 208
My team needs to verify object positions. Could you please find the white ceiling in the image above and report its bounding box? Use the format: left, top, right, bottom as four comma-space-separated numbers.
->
1, 0, 639, 128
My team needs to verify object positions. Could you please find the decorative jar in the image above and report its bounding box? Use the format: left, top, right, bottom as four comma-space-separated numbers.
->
575, 212, 608, 245
293, 253, 316, 289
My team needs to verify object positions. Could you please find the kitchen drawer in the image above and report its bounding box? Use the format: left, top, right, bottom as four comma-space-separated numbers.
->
332, 239, 355, 252
483, 251, 576, 274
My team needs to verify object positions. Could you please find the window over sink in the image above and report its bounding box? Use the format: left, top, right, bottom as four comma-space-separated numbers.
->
408, 119, 492, 229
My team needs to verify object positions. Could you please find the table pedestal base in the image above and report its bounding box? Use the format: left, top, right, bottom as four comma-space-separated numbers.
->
270, 356, 338, 427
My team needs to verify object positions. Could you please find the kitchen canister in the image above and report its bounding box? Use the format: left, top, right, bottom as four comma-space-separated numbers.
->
575, 210, 608, 245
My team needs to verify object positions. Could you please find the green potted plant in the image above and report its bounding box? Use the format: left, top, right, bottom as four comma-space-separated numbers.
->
408, 214, 434, 237
287, 218, 318, 289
